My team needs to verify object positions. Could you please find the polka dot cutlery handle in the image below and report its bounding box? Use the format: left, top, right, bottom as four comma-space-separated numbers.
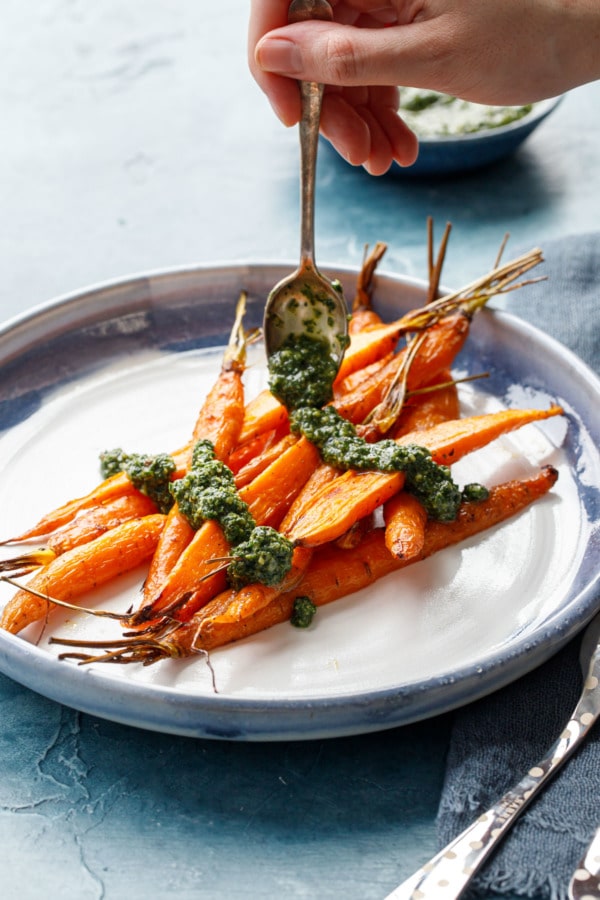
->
385, 612, 600, 900
568, 827, 600, 900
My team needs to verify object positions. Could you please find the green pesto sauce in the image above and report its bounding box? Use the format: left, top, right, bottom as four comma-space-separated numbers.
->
171, 440, 294, 589
99, 448, 176, 515
290, 407, 486, 523
227, 526, 294, 591
290, 596, 317, 628
170, 440, 255, 545
268, 333, 340, 412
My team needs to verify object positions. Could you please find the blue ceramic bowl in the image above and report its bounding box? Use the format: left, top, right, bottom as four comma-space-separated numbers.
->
394, 96, 563, 176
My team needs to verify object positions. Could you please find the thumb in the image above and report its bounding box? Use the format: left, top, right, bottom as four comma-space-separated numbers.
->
255, 20, 436, 87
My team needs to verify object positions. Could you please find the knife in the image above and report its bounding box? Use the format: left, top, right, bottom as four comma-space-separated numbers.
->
385, 610, 600, 900
568, 826, 600, 900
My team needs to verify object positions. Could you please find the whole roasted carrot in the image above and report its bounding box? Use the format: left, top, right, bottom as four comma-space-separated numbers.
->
1, 514, 165, 635
285, 405, 563, 547
0, 493, 159, 577
133, 292, 251, 614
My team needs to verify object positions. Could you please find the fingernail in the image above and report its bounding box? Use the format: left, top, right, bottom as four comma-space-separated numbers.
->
256, 37, 302, 76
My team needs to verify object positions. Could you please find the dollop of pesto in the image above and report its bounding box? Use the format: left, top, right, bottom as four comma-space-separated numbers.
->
290, 596, 317, 629
461, 482, 490, 503
171, 440, 294, 589
99, 448, 176, 514
170, 440, 255, 545
268, 333, 340, 411
290, 406, 485, 523
227, 526, 295, 590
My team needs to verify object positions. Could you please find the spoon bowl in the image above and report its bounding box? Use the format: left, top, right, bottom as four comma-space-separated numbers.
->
263, 0, 348, 373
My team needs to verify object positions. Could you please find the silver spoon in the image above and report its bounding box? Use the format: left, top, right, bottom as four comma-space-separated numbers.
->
263, 0, 349, 371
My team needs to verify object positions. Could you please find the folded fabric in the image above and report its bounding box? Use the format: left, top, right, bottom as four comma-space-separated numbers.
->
436, 231, 600, 900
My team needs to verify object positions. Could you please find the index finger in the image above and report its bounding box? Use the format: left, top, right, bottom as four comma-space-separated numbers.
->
248, 0, 302, 126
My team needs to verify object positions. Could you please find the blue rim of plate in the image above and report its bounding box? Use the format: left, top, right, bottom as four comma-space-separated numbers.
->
0, 260, 598, 741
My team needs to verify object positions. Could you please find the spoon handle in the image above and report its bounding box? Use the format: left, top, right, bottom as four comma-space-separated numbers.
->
385, 617, 600, 899
288, 0, 333, 266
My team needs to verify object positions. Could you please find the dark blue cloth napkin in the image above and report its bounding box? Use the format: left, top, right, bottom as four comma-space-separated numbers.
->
436, 232, 600, 900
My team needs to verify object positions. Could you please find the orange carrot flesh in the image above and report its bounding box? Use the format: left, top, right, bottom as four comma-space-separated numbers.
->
46, 493, 159, 556
1, 514, 166, 635
285, 405, 563, 547
190, 368, 245, 463
170, 547, 313, 642
391, 370, 460, 437
139, 505, 195, 607
159, 466, 558, 653
226, 428, 282, 475
237, 389, 289, 446
296, 466, 560, 607
128, 518, 230, 624
335, 313, 470, 426
240, 437, 322, 530
382, 372, 459, 560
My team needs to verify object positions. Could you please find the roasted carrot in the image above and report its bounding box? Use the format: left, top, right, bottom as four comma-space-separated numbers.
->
383, 492, 429, 559
335, 312, 471, 427
104, 466, 558, 657
285, 405, 563, 547
172, 546, 312, 638
292, 466, 559, 607
226, 427, 283, 475
236, 390, 290, 446
127, 518, 231, 625
132, 292, 250, 616
390, 369, 460, 437
383, 371, 460, 560
239, 437, 322, 530
1, 514, 165, 634
138, 506, 195, 611
233, 433, 299, 489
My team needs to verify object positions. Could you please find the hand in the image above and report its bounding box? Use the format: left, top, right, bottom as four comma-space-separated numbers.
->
249, 0, 599, 175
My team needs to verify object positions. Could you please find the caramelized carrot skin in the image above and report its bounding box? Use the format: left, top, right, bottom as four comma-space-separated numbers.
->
1, 514, 165, 634
391, 370, 459, 437
140, 505, 195, 606
47, 493, 158, 555
136, 519, 230, 621
190, 368, 245, 463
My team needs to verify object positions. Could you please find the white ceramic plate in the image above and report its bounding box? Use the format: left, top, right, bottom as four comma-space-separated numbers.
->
0, 263, 599, 741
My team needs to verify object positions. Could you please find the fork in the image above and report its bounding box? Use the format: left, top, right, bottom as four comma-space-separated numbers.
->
385, 610, 600, 900
568, 826, 600, 900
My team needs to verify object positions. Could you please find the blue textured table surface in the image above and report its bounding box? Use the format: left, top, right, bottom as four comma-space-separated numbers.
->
1, 3, 599, 898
